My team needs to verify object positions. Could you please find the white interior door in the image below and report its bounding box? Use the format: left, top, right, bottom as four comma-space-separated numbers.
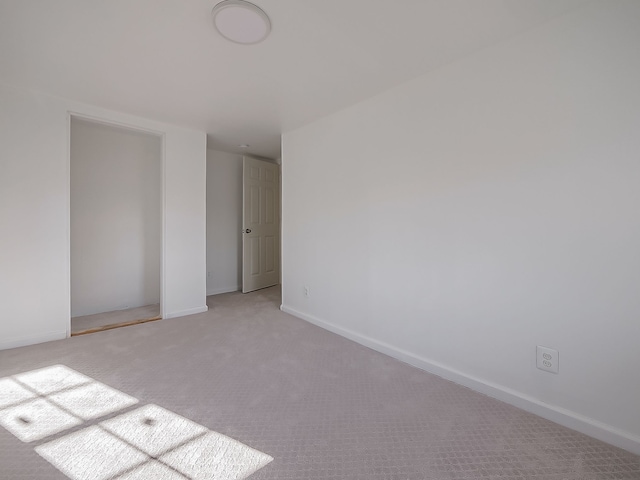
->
242, 157, 280, 293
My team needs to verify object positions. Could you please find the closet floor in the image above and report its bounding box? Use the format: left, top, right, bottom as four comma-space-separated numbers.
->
71, 304, 160, 336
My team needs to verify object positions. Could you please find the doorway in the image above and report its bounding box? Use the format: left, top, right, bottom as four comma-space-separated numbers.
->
70, 117, 162, 335
205, 152, 280, 300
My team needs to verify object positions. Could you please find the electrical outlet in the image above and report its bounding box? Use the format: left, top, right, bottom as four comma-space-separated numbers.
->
304, 286, 310, 298
536, 346, 559, 374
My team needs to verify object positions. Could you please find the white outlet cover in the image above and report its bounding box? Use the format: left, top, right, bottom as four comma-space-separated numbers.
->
536, 345, 559, 374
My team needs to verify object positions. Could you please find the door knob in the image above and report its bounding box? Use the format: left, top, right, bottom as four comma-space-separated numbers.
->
245, 229, 252, 233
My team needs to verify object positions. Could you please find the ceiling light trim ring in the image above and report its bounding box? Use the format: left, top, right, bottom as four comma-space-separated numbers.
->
211, 0, 271, 45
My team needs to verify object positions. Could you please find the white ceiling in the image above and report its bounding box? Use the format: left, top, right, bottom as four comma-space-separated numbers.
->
0, 0, 589, 159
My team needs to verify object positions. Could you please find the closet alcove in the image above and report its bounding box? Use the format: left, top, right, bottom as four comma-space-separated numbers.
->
70, 117, 162, 335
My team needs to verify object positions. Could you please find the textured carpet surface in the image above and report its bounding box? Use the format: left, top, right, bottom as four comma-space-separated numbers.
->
1, 286, 640, 479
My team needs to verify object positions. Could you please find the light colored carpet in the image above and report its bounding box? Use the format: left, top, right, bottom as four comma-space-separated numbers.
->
1, 286, 639, 479
71, 304, 160, 334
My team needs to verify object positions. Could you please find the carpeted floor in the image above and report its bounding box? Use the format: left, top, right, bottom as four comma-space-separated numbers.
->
1, 286, 639, 479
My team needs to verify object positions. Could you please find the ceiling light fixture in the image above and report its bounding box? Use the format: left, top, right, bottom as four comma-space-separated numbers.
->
238, 144, 250, 148
211, 0, 271, 45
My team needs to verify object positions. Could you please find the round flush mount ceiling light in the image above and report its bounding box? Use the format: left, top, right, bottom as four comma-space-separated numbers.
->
212, 0, 271, 45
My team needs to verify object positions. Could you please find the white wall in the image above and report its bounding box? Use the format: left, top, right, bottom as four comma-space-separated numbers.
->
282, 0, 640, 454
0, 83, 207, 349
70, 119, 161, 317
206, 149, 242, 295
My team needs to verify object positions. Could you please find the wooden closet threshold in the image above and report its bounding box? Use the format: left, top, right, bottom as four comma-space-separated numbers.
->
71, 316, 162, 336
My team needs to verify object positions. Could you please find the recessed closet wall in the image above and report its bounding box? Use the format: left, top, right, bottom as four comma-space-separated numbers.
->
70, 118, 161, 317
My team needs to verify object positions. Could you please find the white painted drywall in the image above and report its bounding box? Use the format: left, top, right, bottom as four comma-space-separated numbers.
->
0, 86, 71, 348
162, 122, 208, 320
70, 119, 161, 317
281, 1, 640, 453
206, 149, 243, 295
0, 84, 207, 349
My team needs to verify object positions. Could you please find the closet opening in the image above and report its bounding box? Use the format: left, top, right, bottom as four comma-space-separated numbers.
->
69, 117, 162, 335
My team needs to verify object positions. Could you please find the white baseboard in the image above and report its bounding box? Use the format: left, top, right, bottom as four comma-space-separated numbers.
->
206, 286, 240, 296
0, 330, 68, 351
164, 305, 208, 319
280, 304, 640, 456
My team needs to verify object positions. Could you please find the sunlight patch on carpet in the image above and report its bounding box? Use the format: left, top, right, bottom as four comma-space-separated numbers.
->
35, 425, 148, 480
1, 365, 273, 479
48, 382, 138, 420
0, 378, 37, 408
101, 404, 208, 457
0, 397, 82, 442
161, 431, 274, 480
14, 365, 92, 395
